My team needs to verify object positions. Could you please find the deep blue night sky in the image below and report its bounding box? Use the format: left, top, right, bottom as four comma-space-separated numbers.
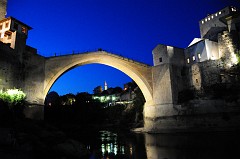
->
6, 0, 240, 95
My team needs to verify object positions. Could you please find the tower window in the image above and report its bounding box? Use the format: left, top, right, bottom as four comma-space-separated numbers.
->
159, 57, 162, 63
232, 7, 236, 12
187, 58, 190, 64
198, 53, 201, 59
5, 22, 9, 28
193, 56, 196, 61
21, 26, 27, 33
4, 31, 11, 39
8, 34, 11, 39
196, 79, 198, 84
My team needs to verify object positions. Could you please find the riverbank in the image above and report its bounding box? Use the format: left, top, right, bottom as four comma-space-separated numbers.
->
0, 119, 90, 159
0, 117, 143, 159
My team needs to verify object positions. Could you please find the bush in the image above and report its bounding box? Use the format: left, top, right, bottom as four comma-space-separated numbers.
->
0, 89, 26, 119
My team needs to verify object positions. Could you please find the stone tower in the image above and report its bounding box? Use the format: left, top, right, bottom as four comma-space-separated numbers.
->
0, 0, 7, 20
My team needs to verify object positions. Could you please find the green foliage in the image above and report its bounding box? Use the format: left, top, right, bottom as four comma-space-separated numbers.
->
0, 89, 26, 107
236, 50, 240, 65
0, 89, 26, 121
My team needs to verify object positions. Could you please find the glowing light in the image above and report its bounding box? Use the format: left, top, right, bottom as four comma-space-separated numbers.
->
198, 53, 201, 59
0, 89, 26, 105
230, 53, 238, 65
232, 7, 236, 12
101, 96, 104, 101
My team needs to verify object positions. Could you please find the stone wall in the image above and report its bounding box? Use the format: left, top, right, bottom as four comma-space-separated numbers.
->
22, 49, 45, 105
152, 44, 185, 66
0, 42, 45, 120
0, 0, 7, 20
218, 31, 239, 68
188, 60, 221, 90
0, 42, 22, 90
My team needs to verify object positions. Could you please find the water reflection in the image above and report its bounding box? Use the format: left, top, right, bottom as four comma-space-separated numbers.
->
84, 129, 146, 159
85, 130, 240, 159
145, 132, 240, 159
100, 131, 121, 156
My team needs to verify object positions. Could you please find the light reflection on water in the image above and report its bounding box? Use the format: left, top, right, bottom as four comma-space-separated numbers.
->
99, 131, 119, 156
84, 130, 240, 159
84, 129, 146, 159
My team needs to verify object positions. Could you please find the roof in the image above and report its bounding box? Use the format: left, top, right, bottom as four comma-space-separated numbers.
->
188, 38, 203, 47
0, 16, 33, 30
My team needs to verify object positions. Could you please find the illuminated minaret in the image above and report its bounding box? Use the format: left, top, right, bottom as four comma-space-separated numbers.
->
104, 81, 108, 90
0, 0, 7, 20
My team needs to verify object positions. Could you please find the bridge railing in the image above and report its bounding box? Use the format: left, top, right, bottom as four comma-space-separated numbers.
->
42, 48, 151, 67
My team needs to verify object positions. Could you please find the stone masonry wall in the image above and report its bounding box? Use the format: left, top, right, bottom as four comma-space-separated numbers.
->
0, 0, 7, 20
0, 42, 23, 91
22, 49, 45, 105
218, 31, 238, 67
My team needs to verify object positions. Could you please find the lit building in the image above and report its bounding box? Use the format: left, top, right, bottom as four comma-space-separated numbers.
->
92, 81, 137, 107
0, 17, 32, 52
153, 6, 240, 91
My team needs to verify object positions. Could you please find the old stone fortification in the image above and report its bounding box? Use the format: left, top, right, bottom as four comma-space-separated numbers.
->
0, 42, 22, 90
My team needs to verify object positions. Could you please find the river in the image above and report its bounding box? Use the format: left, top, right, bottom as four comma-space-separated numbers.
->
1, 125, 240, 159
74, 129, 240, 159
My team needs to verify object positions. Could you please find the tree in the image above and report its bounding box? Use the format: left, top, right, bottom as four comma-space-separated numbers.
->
44, 91, 60, 107
133, 87, 145, 123
60, 93, 76, 105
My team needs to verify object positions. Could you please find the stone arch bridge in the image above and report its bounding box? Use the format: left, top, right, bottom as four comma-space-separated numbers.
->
19, 50, 180, 131
44, 51, 153, 103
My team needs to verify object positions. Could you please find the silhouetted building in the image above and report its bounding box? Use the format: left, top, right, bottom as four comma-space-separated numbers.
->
93, 86, 102, 95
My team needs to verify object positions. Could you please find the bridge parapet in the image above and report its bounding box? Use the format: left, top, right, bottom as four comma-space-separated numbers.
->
46, 51, 150, 68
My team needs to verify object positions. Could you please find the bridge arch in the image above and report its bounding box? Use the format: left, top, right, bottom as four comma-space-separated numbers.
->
44, 51, 153, 103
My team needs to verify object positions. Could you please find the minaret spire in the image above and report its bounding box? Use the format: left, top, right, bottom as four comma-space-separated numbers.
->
104, 81, 108, 90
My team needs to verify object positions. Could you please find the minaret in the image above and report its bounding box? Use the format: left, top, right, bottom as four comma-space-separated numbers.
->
104, 81, 108, 90
0, 0, 7, 20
